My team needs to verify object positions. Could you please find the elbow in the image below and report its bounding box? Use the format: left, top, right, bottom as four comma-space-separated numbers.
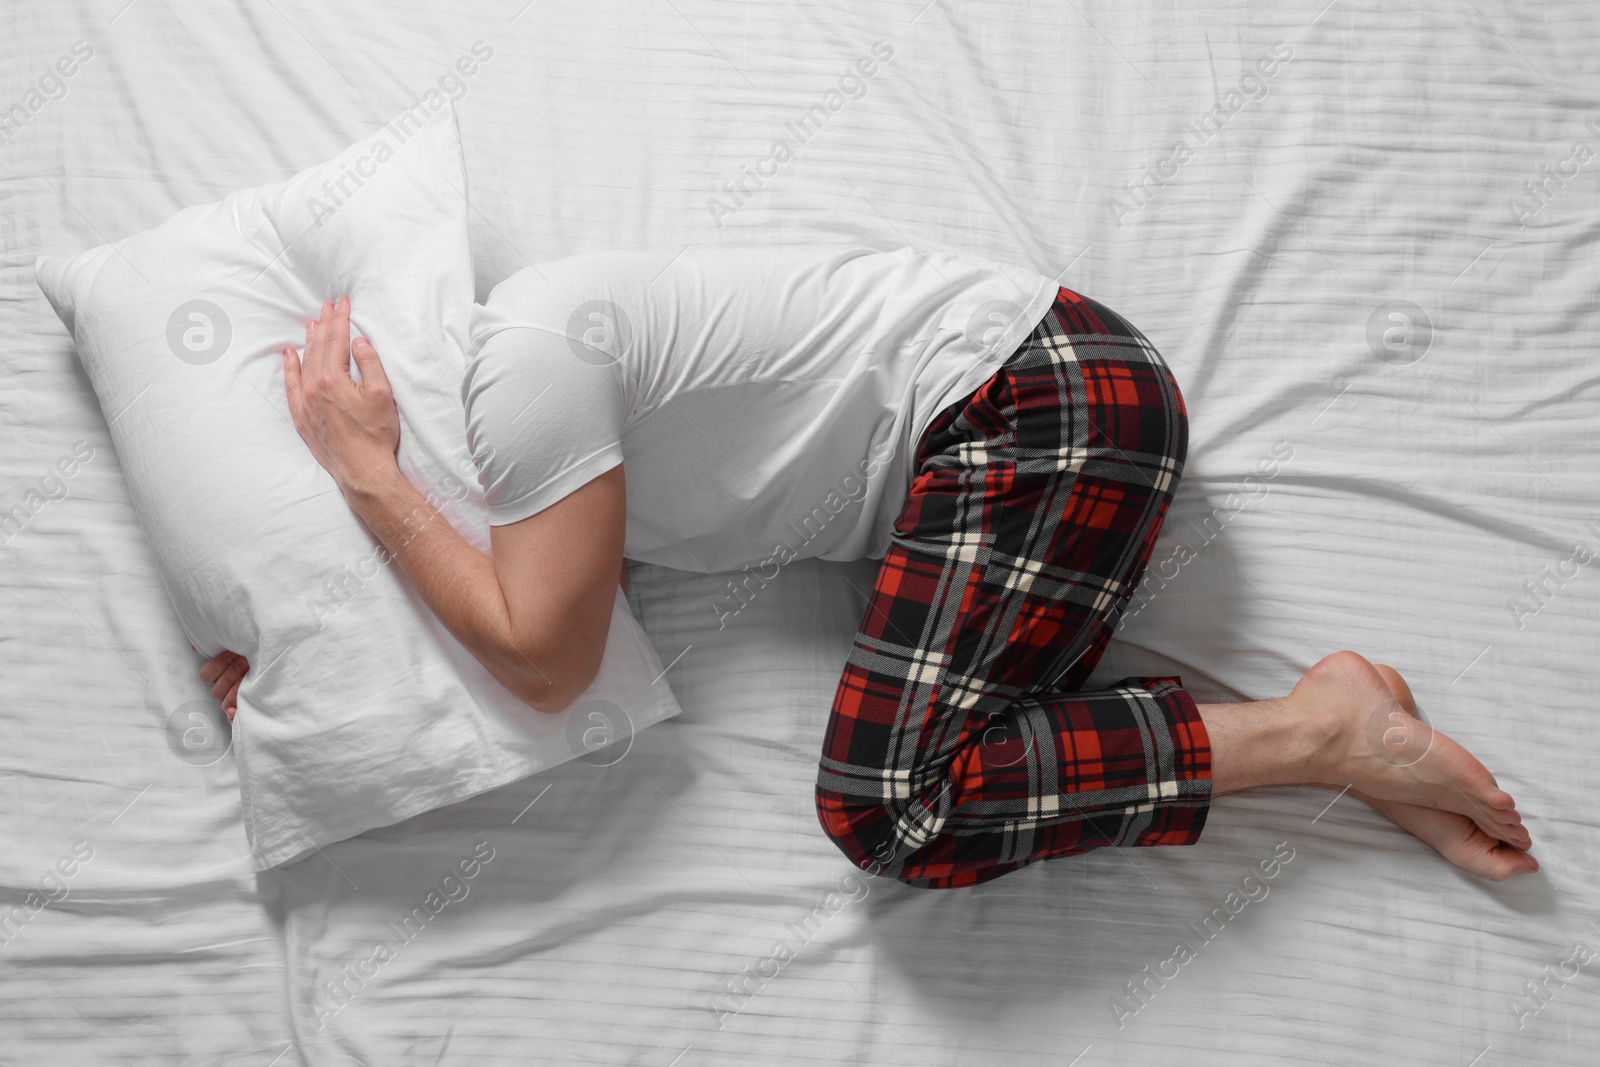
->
498, 600, 612, 714
513, 687, 575, 716
510, 671, 583, 715
506, 645, 603, 715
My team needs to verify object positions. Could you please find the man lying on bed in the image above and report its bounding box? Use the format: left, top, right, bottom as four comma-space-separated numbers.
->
199, 249, 1537, 886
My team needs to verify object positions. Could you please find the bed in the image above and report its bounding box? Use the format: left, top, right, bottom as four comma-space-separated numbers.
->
3, 1, 1597, 1063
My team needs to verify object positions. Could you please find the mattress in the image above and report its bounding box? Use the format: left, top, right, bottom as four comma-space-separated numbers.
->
3, 1, 1597, 1063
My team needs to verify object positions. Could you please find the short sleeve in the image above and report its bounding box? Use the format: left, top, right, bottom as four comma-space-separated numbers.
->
461, 326, 626, 526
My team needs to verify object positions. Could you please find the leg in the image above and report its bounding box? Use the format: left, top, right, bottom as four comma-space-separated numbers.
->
1194, 653, 1534, 879
815, 289, 1536, 887
817, 288, 1206, 888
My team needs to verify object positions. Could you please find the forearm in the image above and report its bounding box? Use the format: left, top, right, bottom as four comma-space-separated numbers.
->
341, 466, 571, 711
278, 298, 609, 712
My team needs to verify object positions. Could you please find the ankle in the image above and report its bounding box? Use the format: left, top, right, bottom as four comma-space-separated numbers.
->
1260, 693, 1338, 787
1197, 695, 1332, 796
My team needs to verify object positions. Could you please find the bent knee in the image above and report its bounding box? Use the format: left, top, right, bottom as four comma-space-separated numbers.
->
1065, 297, 1188, 464
815, 791, 972, 889
814, 789, 911, 881
1151, 361, 1189, 470
1093, 354, 1188, 479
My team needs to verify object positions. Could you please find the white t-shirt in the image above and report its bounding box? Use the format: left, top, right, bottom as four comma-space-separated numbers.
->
462, 246, 1057, 573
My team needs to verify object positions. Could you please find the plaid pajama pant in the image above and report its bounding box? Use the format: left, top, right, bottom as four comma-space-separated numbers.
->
815, 287, 1213, 889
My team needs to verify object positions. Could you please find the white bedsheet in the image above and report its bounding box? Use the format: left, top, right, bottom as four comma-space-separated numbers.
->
3, 1, 1597, 1064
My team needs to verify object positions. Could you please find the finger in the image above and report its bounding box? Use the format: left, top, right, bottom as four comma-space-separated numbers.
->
324, 295, 352, 377
210, 655, 249, 704
203, 652, 244, 692
224, 678, 242, 722
282, 346, 304, 422
210, 663, 242, 703
306, 301, 334, 381
296, 320, 314, 391
199, 651, 238, 686
350, 335, 391, 395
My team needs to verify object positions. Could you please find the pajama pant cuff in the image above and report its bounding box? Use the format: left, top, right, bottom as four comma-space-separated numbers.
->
1126, 675, 1214, 848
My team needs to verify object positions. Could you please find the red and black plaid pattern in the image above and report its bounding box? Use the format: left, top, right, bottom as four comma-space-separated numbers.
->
815, 287, 1213, 889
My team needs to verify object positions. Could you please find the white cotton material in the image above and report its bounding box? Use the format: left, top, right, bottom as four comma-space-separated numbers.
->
32, 104, 681, 872
463, 248, 1058, 572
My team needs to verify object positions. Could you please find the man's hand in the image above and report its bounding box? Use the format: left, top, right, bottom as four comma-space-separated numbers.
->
282, 296, 401, 496
265, 294, 623, 716
198, 649, 249, 723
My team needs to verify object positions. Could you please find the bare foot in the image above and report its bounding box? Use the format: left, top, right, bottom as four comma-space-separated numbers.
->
1345, 666, 1537, 879
1292, 651, 1526, 850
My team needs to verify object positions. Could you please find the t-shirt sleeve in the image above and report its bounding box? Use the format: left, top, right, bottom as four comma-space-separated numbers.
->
461, 326, 626, 526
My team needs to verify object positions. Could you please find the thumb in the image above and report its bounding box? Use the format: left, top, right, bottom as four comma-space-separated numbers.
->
350, 336, 392, 392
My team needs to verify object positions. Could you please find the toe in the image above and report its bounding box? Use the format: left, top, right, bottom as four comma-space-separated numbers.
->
1480, 815, 1532, 853
1364, 797, 1538, 880
1441, 820, 1537, 880
1468, 809, 1519, 847
1372, 664, 1418, 714
1473, 843, 1539, 881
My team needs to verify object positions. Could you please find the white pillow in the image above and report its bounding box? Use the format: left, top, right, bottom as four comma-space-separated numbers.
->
34, 104, 681, 871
